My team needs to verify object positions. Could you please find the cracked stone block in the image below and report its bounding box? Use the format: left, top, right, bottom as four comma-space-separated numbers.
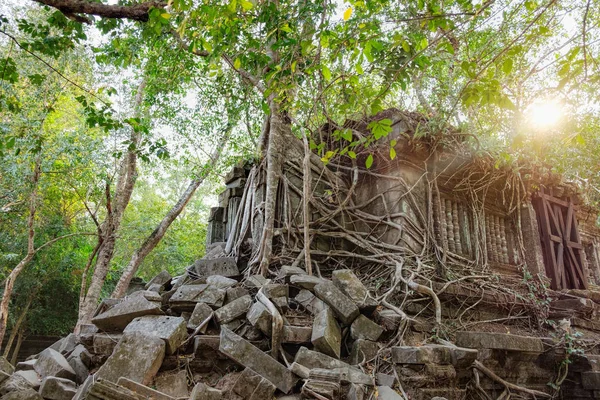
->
117, 377, 175, 400
290, 275, 326, 291
296, 290, 327, 315
14, 371, 40, 390
219, 327, 296, 393
214, 295, 252, 324
277, 265, 307, 282
206, 275, 238, 289
232, 368, 276, 400
0, 373, 33, 395
190, 382, 222, 400
374, 309, 403, 331
92, 333, 122, 356
188, 302, 213, 332
350, 340, 379, 365
92, 291, 163, 331
1, 388, 42, 400
283, 326, 312, 344
96, 331, 165, 385
247, 301, 272, 336
314, 281, 360, 325
294, 347, 372, 386
33, 348, 75, 381
39, 377, 77, 400
350, 315, 384, 342
311, 308, 341, 358
246, 275, 268, 288
155, 370, 188, 398
455, 332, 544, 353
170, 285, 226, 311
332, 269, 378, 312
193, 257, 239, 279
225, 287, 249, 304
124, 315, 187, 355
145, 270, 172, 290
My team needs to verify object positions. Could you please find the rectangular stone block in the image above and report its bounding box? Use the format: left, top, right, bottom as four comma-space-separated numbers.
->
350, 315, 383, 342
194, 257, 240, 279
188, 302, 213, 332
92, 292, 163, 331
123, 315, 187, 355
219, 327, 296, 393
232, 368, 276, 400
332, 269, 378, 312
350, 340, 378, 365
283, 326, 312, 344
311, 308, 341, 358
214, 295, 252, 324
117, 377, 175, 400
455, 331, 544, 353
314, 281, 360, 325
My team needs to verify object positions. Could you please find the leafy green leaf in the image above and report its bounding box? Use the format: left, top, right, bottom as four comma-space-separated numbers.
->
365, 154, 373, 169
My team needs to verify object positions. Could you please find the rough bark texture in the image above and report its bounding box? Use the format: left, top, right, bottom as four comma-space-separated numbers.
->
33, 0, 165, 22
111, 128, 231, 298
0, 156, 41, 348
76, 81, 145, 330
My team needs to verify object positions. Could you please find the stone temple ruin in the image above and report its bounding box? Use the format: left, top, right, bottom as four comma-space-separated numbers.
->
1, 110, 600, 400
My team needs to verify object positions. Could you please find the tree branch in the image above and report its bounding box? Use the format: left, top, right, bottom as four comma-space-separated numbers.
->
32, 0, 166, 22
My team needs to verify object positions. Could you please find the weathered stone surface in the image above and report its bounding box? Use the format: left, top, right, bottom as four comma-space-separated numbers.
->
225, 287, 249, 304
376, 386, 403, 400
374, 309, 403, 331
117, 377, 174, 400
350, 315, 384, 341
290, 275, 326, 291
190, 382, 222, 400
348, 383, 367, 400
246, 275, 267, 288
0, 388, 42, 400
68, 355, 90, 385
214, 295, 252, 324
92, 292, 163, 331
247, 301, 272, 336
170, 285, 226, 311
283, 326, 312, 344
68, 345, 92, 369
78, 324, 98, 335
206, 275, 237, 289
39, 377, 77, 400
232, 368, 276, 400
277, 265, 307, 281
33, 349, 75, 381
332, 269, 378, 312
455, 332, 544, 353
314, 281, 360, 325
16, 360, 35, 371
96, 331, 165, 385
376, 373, 395, 387
0, 374, 33, 395
311, 308, 341, 358
391, 346, 450, 365
294, 347, 372, 385
145, 270, 172, 290
271, 296, 288, 311
350, 340, 378, 365
264, 284, 289, 299
194, 257, 239, 279
13, 371, 40, 390
79, 378, 140, 400
57, 334, 78, 356
219, 327, 296, 393
92, 333, 123, 356
124, 315, 187, 355
582, 372, 600, 389
155, 370, 188, 398
290, 362, 310, 379
295, 290, 326, 315
188, 302, 213, 332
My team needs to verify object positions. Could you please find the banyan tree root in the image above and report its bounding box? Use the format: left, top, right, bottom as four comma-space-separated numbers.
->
473, 360, 552, 398
256, 284, 283, 361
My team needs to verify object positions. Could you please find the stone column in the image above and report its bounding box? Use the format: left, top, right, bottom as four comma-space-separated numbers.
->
206, 206, 225, 247
520, 202, 546, 277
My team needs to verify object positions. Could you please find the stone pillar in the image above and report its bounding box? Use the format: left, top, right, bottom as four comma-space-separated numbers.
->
520, 202, 546, 277
206, 207, 225, 247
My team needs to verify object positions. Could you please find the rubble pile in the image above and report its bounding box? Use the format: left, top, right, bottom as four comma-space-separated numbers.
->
2, 253, 600, 400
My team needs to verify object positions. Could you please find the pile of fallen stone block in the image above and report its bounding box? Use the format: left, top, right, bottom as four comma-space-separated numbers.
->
3, 254, 600, 400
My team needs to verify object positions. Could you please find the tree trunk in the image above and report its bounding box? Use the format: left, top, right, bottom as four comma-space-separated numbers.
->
75, 81, 145, 329
111, 127, 231, 298
2, 297, 33, 358
0, 156, 41, 349
10, 327, 24, 366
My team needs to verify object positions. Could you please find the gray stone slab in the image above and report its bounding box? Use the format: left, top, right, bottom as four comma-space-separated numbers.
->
124, 315, 187, 355
39, 377, 77, 400
145, 270, 172, 290
219, 327, 296, 393
283, 326, 312, 344
314, 281, 360, 325
0, 388, 42, 400
311, 308, 341, 358
13, 371, 40, 390
225, 287, 249, 304
0, 374, 33, 395
194, 257, 239, 279
96, 331, 165, 385
92, 292, 163, 331
190, 382, 222, 400
214, 295, 252, 324
206, 275, 238, 289
232, 368, 276, 400
293, 347, 373, 385
277, 265, 307, 282
92, 333, 122, 356
350, 315, 384, 342
33, 348, 75, 380
455, 331, 544, 353
155, 370, 188, 398
188, 302, 213, 332
170, 284, 226, 311
247, 302, 272, 336
376, 386, 403, 399
118, 377, 175, 400
332, 269, 378, 312
290, 275, 326, 291
350, 340, 378, 365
